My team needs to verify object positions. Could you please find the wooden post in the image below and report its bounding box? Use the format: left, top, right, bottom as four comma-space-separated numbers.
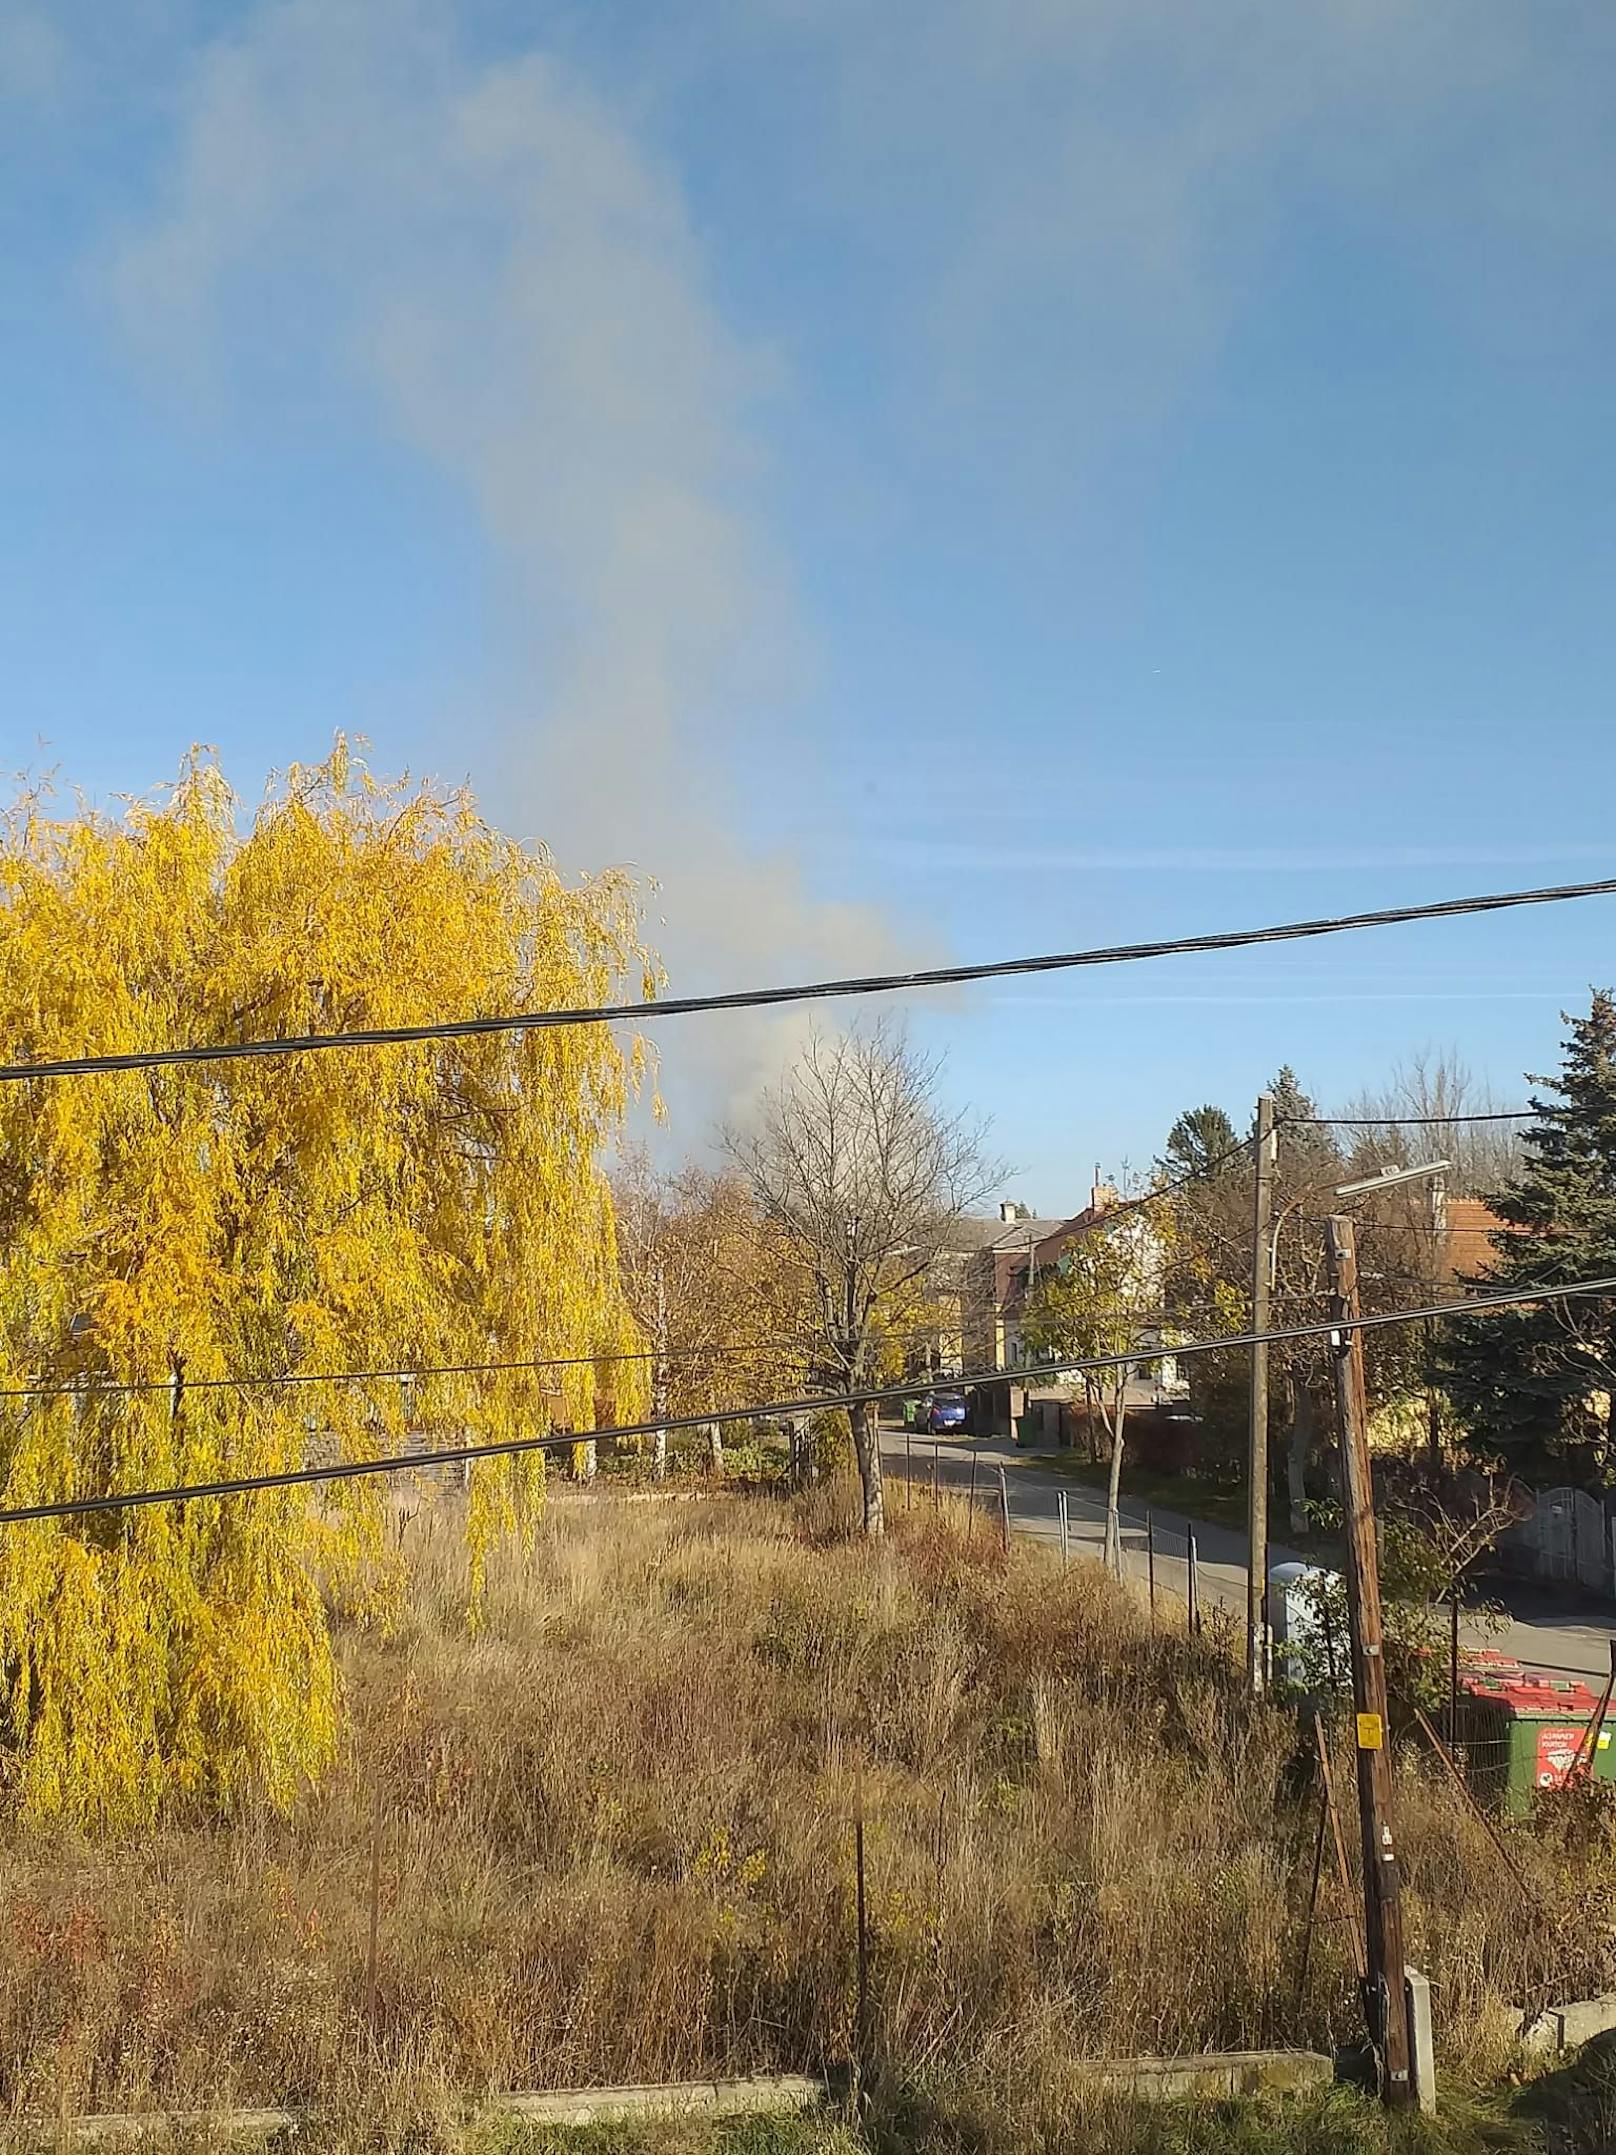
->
997, 1465, 1011, 1554
1447, 1587, 1461, 1752
853, 1778, 871, 2097
1294, 1776, 1330, 2014
931, 1443, 940, 1508
905, 1425, 912, 1509
1248, 1092, 1276, 1695
1314, 1710, 1366, 1981
1058, 1489, 1070, 1568
967, 1453, 979, 1538
364, 1788, 384, 2025
1147, 1510, 1156, 1624
1325, 1216, 1414, 2109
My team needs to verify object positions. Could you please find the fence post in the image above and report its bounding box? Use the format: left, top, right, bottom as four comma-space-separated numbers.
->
364, 1787, 384, 2024
1058, 1489, 1069, 1568
1147, 1511, 1156, 1624
1405, 1968, 1437, 2115
998, 1466, 1011, 1554
853, 1779, 870, 2101
1188, 1527, 1201, 1636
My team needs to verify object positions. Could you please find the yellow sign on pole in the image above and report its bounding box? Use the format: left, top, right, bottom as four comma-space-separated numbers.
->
1357, 1712, 1384, 1751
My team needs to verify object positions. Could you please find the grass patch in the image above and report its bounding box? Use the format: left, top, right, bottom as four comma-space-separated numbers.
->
1021, 1450, 1251, 1533
476, 2085, 1538, 2155
873, 2078, 1537, 2155
0, 1484, 1603, 2139
481, 2117, 856, 2155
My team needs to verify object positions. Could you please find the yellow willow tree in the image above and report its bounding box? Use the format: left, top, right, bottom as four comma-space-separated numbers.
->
0, 744, 653, 1828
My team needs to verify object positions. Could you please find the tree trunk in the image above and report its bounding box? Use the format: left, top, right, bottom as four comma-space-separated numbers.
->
707, 1421, 724, 1477
652, 1271, 669, 1479
789, 1414, 816, 1487
850, 1396, 885, 1537
1286, 1383, 1314, 1537
1103, 1393, 1128, 1572
651, 1361, 669, 1480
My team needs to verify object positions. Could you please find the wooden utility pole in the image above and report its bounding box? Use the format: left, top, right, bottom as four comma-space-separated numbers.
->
1247, 1092, 1276, 1695
1325, 1215, 1414, 2109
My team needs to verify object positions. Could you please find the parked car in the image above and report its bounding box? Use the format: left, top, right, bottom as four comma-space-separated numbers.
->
922, 1391, 968, 1435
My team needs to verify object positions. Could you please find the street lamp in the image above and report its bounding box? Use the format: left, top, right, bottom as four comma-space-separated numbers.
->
1268, 1160, 1450, 1288
1333, 1160, 1451, 1201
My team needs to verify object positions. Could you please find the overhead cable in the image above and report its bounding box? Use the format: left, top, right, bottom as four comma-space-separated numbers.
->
1286, 1112, 1533, 1127
5, 873, 1616, 1083
3, 1272, 1613, 1527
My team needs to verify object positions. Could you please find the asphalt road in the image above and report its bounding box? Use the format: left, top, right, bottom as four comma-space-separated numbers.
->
880, 1424, 1616, 1684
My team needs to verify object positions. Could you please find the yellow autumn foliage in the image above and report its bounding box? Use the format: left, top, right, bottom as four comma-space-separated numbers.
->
0, 744, 653, 1828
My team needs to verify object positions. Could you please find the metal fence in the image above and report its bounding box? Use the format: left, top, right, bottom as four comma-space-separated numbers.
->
1499, 1483, 1613, 1597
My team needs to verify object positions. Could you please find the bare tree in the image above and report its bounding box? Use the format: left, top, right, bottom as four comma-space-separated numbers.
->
1341, 1047, 1522, 1197
726, 1022, 1000, 1536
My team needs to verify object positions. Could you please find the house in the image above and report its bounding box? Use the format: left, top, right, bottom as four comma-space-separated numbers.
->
915, 1201, 1072, 1375
920, 1183, 1185, 1403
997, 1181, 1188, 1407
1434, 1193, 1512, 1283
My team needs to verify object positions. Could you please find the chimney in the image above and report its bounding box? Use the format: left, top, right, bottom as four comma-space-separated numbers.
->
1091, 1180, 1118, 1216
999, 1201, 1017, 1223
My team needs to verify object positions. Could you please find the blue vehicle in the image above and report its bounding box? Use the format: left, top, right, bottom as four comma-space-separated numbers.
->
922, 1390, 968, 1435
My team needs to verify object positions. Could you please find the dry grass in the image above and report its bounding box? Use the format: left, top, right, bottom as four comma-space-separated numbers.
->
0, 1481, 1606, 2140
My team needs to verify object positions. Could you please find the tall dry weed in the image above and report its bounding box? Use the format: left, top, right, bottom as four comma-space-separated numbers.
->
0, 1484, 1603, 2125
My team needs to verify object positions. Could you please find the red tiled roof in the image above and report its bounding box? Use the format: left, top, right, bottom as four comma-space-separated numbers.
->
1442, 1197, 1514, 1280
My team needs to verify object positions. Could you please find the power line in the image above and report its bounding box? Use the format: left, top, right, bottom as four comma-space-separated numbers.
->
995, 1131, 1262, 1268
0, 1323, 966, 1407
0, 1291, 1281, 1407
4, 1273, 1613, 1528
1287, 1112, 1533, 1127
0, 1137, 1270, 1405
6, 873, 1616, 1084
1124, 1129, 1260, 1212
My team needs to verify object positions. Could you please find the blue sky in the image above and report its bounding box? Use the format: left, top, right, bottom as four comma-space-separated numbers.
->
4, 1, 1616, 1205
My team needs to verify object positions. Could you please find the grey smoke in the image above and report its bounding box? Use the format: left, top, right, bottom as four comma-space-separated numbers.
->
110, 0, 917, 1135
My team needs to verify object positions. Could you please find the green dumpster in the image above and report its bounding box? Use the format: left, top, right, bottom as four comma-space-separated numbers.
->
1015, 1410, 1037, 1447
1457, 1664, 1615, 1815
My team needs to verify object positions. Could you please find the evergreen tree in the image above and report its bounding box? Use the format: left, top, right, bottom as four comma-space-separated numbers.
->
1268, 1065, 1342, 1197
1159, 1105, 1238, 1183
1441, 993, 1616, 1482
1156, 1072, 1345, 1499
